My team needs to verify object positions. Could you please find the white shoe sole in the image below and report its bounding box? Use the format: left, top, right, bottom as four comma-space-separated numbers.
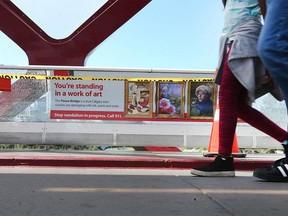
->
190, 169, 235, 177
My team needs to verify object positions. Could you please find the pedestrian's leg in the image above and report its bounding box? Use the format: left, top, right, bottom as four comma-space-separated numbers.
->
258, 0, 288, 109
236, 90, 288, 142
190, 47, 240, 177
218, 50, 243, 157
254, 0, 288, 182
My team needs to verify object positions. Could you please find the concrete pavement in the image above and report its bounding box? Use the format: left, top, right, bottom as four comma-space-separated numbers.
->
0, 150, 287, 216
0, 167, 287, 216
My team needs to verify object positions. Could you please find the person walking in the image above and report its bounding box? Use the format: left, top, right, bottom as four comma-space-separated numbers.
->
190, 0, 288, 177
253, 0, 288, 182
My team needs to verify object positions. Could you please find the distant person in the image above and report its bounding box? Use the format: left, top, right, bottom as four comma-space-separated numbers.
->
190, 0, 288, 177
190, 85, 213, 117
254, 0, 288, 182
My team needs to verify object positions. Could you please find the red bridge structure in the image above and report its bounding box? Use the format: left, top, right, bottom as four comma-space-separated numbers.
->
0, 0, 151, 66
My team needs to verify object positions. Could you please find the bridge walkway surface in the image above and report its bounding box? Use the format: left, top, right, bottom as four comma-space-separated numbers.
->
0, 151, 287, 216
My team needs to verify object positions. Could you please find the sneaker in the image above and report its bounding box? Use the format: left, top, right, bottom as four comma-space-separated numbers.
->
253, 157, 288, 182
190, 156, 235, 177
272, 157, 288, 166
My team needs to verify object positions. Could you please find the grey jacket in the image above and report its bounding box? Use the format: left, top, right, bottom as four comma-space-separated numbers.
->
215, 16, 281, 101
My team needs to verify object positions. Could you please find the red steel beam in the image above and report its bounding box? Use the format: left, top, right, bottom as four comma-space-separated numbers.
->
0, 0, 151, 66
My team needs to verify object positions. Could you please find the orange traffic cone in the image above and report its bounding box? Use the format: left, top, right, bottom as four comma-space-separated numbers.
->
203, 104, 246, 158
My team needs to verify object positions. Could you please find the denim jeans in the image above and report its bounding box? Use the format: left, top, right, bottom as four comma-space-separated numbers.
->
258, 0, 288, 110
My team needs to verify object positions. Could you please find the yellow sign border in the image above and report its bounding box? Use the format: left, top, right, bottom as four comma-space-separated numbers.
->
0, 74, 214, 82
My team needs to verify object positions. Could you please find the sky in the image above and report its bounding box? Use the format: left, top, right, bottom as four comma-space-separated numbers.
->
0, 0, 224, 70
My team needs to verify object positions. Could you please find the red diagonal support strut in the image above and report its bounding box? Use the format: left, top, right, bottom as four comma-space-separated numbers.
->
0, 0, 151, 66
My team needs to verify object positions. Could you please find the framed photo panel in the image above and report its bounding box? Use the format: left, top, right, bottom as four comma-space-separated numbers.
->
187, 81, 218, 119
124, 81, 153, 118
156, 81, 185, 118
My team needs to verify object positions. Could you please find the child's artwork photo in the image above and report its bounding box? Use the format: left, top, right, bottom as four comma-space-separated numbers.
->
124, 81, 153, 118
156, 81, 185, 118
188, 81, 217, 119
